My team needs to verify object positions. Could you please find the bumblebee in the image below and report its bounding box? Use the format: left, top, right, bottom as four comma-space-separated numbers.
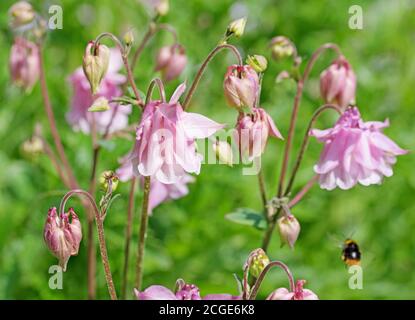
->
342, 239, 361, 266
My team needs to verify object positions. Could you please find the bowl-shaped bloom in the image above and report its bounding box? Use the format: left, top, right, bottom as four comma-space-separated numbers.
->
223, 64, 259, 110
311, 106, 407, 190
67, 48, 131, 134
43, 207, 82, 271
320, 56, 356, 110
235, 107, 283, 161
134, 280, 240, 300
9, 37, 40, 92
267, 280, 318, 300
116, 153, 195, 212
155, 45, 187, 82
130, 83, 224, 184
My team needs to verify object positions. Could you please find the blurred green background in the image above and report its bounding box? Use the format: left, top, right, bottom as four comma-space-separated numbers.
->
0, 0, 414, 299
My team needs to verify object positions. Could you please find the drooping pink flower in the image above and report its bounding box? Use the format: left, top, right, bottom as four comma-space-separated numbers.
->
267, 280, 318, 300
130, 83, 224, 184
9, 37, 40, 92
277, 214, 300, 249
134, 280, 240, 300
43, 207, 82, 271
155, 45, 187, 82
67, 48, 131, 134
223, 64, 259, 110
320, 56, 356, 110
235, 107, 283, 160
311, 106, 407, 190
116, 153, 195, 212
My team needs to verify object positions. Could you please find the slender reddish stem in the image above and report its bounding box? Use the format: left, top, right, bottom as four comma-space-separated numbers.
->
121, 177, 137, 299
288, 175, 319, 208
135, 176, 151, 290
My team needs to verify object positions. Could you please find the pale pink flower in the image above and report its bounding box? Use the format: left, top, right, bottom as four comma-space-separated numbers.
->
235, 107, 283, 160
267, 280, 318, 300
116, 153, 195, 212
134, 280, 240, 300
311, 106, 407, 190
223, 64, 259, 110
9, 37, 40, 91
43, 207, 82, 271
155, 45, 187, 82
67, 48, 131, 134
130, 83, 224, 184
320, 56, 356, 110
277, 214, 300, 249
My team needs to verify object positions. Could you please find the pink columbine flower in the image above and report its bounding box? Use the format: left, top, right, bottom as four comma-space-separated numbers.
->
223, 64, 259, 110
320, 56, 356, 110
43, 207, 82, 271
67, 48, 131, 134
267, 280, 318, 300
235, 107, 283, 160
311, 106, 407, 190
130, 83, 224, 184
155, 45, 187, 82
134, 280, 240, 300
116, 153, 195, 212
9, 37, 40, 92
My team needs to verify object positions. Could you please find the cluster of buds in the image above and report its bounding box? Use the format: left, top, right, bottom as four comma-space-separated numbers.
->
154, 44, 187, 82
248, 248, 270, 278
43, 207, 82, 271
82, 41, 110, 94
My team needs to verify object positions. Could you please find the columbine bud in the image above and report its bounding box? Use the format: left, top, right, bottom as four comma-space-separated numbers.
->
155, 0, 169, 16
249, 248, 270, 278
269, 36, 294, 60
235, 108, 283, 160
21, 136, 44, 159
213, 141, 234, 167
223, 65, 259, 110
99, 170, 119, 193
44, 207, 82, 271
82, 41, 110, 95
320, 55, 356, 110
8, 1, 35, 28
154, 44, 187, 82
226, 17, 247, 38
88, 97, 110, 112
123, 30, 134, 47
277, 214, 300, 249
9, 37, 40, 92
246, 55, 268, 73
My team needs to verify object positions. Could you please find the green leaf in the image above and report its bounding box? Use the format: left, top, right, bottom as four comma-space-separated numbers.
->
225, 208, 266, 230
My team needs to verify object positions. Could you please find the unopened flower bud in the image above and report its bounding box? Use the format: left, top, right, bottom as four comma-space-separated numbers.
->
246, 55, 268, 73
154, 44, 187, 82
123, 30, 134, 47
8, 1, 35, 28
249, 248, 270, 278
82, 41, 110, 94
223, 65, 259, 110
213, 141, 234, 166
269, 36, 295, 60
99, 170, 119, 193
10, 37, 40, 92
226, 17, 247, 38
155, 0, 169, 16
88, 96, 110, 112
21, 136, 44, 159
320, 55, 356, 110
44, 207, 82, 271
277, 214, 300, 248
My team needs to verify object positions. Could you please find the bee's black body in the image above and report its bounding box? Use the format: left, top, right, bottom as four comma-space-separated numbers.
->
342, 239, 361, 266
